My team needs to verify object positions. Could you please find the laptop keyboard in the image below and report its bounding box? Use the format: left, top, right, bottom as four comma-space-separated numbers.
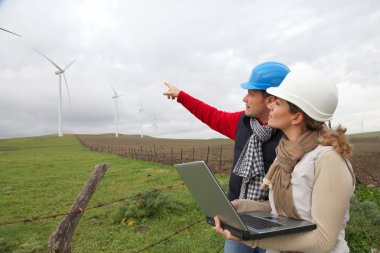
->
240, 214, 283, 230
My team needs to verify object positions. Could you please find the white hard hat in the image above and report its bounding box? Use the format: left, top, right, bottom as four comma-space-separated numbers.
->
266, 68, 338, 122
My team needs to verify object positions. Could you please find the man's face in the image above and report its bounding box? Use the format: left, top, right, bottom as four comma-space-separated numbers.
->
242, 90, 271, 120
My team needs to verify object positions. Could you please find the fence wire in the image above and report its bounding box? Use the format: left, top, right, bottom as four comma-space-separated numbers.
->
2, 136, 231, 251
77, 135, 235, 174
0, 182, 184, 226
134, 217, 206, 253
1, 181, 225, 252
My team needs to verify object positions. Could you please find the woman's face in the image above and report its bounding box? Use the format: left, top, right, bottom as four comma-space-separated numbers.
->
268, 98, 296, 130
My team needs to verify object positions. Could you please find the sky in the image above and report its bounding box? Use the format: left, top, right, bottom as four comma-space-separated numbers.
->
1, 0, 379, 139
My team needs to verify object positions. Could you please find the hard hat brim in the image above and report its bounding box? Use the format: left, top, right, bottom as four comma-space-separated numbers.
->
240, 82, 270, 90
267, 86, 334, 122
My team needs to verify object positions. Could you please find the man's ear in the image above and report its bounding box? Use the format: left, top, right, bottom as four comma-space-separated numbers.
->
265, 95, 276, 105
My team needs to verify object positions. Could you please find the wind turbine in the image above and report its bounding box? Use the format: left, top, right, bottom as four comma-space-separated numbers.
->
138, 100, 144, 138
34, 49, 76, 137
361, 117, 364, 133
0, 27, 22, 37
110, 83, 123, 137
153, 114, 160, 138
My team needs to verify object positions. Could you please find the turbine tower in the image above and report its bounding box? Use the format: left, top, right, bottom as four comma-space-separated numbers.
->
361, 117, 364, 133
0, 27, 22, 37
110, 83, 123, 137
138, 100, 144, 138
34, 49, 76, 137
153, 114, 159, 137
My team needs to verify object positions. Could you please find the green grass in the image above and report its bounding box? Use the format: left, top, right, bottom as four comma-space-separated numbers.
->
349, 131, 380, 139
1, 135, 379, 252
346, 184, 380, 252
0, 135, 226, 252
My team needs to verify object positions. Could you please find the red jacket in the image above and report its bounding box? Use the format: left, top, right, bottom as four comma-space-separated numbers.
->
177, 91, 243, 140
177, 90, 282, 201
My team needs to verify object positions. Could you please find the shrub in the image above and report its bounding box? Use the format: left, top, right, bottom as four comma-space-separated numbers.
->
346, 185, 380, 252
354, 184, 380, 205
112, 191, 183, 225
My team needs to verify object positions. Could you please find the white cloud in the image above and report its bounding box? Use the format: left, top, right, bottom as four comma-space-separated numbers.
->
0, 0, 379, 139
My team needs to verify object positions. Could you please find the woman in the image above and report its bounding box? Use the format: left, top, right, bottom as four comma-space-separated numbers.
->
214, 68, 355, 253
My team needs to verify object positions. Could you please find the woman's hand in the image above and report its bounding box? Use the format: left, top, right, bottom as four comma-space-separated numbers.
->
231, 200, 239, 210
213, 216, 241, 242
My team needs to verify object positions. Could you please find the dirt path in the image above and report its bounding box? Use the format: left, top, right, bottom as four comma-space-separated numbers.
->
350, 138, 380, 187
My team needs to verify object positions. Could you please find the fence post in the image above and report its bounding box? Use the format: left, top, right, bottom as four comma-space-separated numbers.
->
219, 145, 223, 172
192, 147, 195, 161
206, 146, 209, 164
180, 148, 183, 164
48, 164, 109, 253
154, 144, 157, 158
170, 147, 173, 166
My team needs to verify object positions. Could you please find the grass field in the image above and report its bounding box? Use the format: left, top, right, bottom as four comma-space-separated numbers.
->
0, 135, 226, 252
349, 131, 380, 139
1, 135, 379, 252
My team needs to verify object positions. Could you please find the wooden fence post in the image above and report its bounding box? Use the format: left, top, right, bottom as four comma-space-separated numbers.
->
192, 147, 195, 161
170, 147, 173, 166
206, 146, 209, 164
219, 145, 223, 172
180, 148, 183, 164
48, 163, 109, 253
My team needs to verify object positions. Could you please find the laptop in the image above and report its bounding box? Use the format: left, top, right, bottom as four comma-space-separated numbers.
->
174, 161, 316, 240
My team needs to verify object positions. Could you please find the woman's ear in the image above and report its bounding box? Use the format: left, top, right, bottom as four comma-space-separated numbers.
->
292, 112, 304, 125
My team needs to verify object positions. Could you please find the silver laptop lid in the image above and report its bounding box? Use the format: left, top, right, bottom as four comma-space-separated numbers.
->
174, 161, 248, 231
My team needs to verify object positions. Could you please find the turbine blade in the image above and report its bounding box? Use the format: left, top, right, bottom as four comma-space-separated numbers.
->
62, 73, 71, 105
109, 83, 118, 96
64, 59, 76, 71
33, 48, 63, 72
0, 27, 22, 37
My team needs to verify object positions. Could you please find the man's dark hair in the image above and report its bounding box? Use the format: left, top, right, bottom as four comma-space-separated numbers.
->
260, 90, 272, 98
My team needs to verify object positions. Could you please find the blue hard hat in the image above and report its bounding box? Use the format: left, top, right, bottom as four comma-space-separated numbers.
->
240, 61, 290, 90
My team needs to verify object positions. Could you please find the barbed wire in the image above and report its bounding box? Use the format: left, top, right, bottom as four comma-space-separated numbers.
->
134, 217, 206, 253
2, 137, 230, 251
216, 244, 225, 252
1, 181, 226, 252
0, 182, 185, 226
76, 135, 234, 173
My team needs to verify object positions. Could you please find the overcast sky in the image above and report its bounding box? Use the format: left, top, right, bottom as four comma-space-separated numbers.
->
1, 0, 379, 139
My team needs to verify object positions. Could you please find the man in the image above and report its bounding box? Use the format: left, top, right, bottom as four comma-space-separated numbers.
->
163, 61, 290, 253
